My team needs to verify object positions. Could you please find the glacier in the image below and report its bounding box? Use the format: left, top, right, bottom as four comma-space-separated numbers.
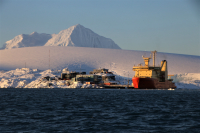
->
0, 46, 200, 88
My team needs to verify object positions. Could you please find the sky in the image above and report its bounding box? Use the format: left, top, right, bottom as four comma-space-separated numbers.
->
0, 0, 199, 56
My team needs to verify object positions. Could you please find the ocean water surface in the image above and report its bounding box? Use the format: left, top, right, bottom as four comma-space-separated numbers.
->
0, 88, 200, 132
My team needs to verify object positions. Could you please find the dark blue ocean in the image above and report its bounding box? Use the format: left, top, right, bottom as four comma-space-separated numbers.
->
0, 89, 200, 133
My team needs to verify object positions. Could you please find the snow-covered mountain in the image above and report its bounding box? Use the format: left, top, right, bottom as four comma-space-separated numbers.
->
45, 24, 121, 49
2, 32, 52, 49
2, 24, 121, 49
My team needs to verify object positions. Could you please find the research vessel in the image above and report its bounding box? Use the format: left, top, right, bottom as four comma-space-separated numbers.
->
132, 51, 176, 89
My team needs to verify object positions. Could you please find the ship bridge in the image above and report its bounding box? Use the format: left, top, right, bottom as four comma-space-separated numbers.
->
133, 51, 168, 81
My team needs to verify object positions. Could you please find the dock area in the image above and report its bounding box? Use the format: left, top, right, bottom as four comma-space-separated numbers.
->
103, 85, 134, 89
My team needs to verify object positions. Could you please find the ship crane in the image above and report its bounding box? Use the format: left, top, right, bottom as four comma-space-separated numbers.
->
151, 50, 157, 67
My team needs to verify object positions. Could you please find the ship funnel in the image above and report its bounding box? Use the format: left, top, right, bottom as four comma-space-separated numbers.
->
161, 60, 168, 80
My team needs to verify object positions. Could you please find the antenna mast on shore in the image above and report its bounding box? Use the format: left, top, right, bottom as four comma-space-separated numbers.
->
25, 62, 26, 78
49, 49, 50, 72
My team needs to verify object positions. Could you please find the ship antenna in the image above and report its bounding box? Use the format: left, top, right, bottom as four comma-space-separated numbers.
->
151, 50, 157, 67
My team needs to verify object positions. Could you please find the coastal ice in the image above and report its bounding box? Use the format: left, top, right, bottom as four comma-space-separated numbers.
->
0, 68, 199, 89
172, 73, 200, 89
0, 68, 102, 88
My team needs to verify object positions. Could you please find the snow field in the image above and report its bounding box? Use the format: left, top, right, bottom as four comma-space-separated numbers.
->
1, 46, 200, 76
173, 73, 200, 89
0, 46, 199, 89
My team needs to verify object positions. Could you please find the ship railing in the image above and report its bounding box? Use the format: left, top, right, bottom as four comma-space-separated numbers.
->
148, 65, 160, 67
133, 65, 161, 67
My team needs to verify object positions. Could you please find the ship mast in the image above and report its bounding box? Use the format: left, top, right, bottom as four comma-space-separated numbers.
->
151, 50, 157, 67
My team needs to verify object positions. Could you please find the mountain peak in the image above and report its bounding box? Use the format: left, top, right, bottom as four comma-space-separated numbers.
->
2, 24, 121, 49
72, 24, 85, 30
45, 24, 121, 49
74, 24, 83, 27
30, 32, 38, 35
2, 32, 52, 49
74, 24, 81, 27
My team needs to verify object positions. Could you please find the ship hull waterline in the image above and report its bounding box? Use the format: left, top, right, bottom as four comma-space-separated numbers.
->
132, 77, 176, 89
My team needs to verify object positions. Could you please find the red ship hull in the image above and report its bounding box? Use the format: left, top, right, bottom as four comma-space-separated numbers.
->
132, 77, 176, 89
